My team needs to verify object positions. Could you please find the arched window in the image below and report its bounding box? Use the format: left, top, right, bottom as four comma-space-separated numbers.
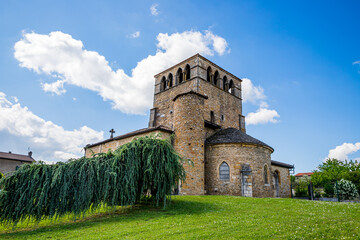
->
228, 80, 234, 95
219, 162, 230, 181
264, 165, 269, 184
206, 67, 212, 82
213, 71, 219, 87
185, 64, 190, 80
168, 73, 173, 88
177, 68, 183, 84
160, 76, 166, 91
223, 76, 228, 91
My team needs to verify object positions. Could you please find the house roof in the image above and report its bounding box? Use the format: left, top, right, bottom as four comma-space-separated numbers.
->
0, 152, 35, 162
85, 125, 173, 148
295, 172, 314, 177
205, 128, 274, 152
271, 160, 294, 169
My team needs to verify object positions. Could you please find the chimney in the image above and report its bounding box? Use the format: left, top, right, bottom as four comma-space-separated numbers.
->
28, 151, 33, 158
8, 151, 11, 154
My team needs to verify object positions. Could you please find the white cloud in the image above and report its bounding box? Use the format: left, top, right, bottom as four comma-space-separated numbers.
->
205, 31, 229, 56
128, 31, 140, 39
150, 3, 159, 16
327, 142, 360, 161
0, 92, 103, 162
14, 30, 229, 114
353, 60, 360, 65
242, 78, 266, 104
41, 80, 66, 95
242, 78, 279, 125
246, 107, 280, 125
54, 151, 80, 160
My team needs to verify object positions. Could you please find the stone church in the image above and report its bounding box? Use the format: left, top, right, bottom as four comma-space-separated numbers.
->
85, 54, 293, 198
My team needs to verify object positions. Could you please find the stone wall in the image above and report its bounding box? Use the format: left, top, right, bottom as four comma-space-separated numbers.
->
199, 80, 243, 130
271, 165, 291, 198
205, 143, 274, 197
0, 159, 31, 176
85, 130, 172, 158
173, 92, 206, 195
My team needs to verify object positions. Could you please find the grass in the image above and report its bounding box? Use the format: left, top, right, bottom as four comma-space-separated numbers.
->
0, 196, 359, 239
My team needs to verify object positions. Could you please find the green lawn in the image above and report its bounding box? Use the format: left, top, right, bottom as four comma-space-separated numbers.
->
0, 196, 359, 239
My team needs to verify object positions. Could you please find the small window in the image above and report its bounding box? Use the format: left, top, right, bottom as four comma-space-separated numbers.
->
223, 76, 228, 90
213, 71, 219, 86
177, 68, 183, 84
168, 73, 173, 87
207, 67, 212, 82
185, 64, 190, 80
228, 80, 234, 94
219, 162, 230, 181
160, 76, 166, 91
221, 115, 224, 121
210, 111, 215, 123
264, 165, 269, 184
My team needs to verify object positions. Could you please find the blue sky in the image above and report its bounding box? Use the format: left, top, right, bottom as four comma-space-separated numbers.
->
0, 0, 359, 173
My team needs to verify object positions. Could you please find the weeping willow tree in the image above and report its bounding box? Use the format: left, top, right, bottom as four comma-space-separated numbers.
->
0, 136, 186, 226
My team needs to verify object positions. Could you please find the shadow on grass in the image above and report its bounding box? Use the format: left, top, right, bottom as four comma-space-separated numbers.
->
0, 198, 218, 238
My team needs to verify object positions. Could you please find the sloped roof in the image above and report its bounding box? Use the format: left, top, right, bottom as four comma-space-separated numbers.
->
206, 128, 274, 152
85, 125, 173, 148
0, 152, 34, 162
295, 172, 314, 177
271, 160, 294, 169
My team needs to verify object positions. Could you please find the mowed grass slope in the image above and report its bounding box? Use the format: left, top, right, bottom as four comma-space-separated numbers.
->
0, 196, 359, 239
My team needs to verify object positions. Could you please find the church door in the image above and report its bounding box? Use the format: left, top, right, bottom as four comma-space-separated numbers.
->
241, 164, 253, 197
274, 171, 280, 197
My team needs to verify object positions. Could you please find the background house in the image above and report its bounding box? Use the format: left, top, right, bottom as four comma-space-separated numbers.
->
0, 151, 35, 176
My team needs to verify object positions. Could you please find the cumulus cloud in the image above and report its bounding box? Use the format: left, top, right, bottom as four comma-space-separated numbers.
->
327, 142, 360, 161
242, 78, 266, 104
127, 31, 140, 39
14, 30, 229, 114
0, 92, 103, 162
150, 3, 159, 16
41, 80, 66, 95
242, 78, 279, 125
245, 107, 280, 125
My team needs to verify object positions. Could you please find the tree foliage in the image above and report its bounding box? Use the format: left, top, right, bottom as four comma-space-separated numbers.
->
294, 175, 311, 197
0, 136, 186, 226
312, 159, 360, 192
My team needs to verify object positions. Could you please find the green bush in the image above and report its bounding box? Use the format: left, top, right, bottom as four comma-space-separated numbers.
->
314, 190, 322, 198
334, 179, 359, 200
323, 183, 335, 197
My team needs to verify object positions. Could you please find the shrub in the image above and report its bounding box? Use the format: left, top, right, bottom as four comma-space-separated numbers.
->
334, 179, 359, 200
314, 190, 322, 198
323, 183, 335, 197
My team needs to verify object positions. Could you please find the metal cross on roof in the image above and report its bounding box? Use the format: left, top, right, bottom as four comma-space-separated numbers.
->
109, 128, 115, 139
